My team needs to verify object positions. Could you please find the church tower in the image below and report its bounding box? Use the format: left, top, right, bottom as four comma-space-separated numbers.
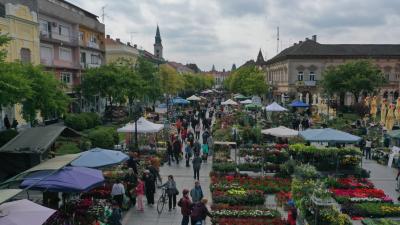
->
256, 49, 265, 64
154, 25, 163, 59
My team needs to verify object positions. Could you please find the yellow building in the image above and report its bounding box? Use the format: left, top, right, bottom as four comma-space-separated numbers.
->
105, 35, 140, 65
0, 1, 40, 129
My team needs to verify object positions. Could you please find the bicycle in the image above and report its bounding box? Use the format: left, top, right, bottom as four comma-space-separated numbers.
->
157, 187, 167, 214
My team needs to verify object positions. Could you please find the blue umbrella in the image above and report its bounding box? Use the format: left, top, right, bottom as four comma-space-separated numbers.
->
20, 167, 104, 193
70, 148, 129, 168
289, 100, 309, 108
171, 97, 189, 105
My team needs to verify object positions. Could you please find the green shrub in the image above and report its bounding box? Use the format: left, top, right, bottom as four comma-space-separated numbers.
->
80, 112, 101, 128
65, 114, 87, 131
0, 129, 18, 147
88, 128, 116, 149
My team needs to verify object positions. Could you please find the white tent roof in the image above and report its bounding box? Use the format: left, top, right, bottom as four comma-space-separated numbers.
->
201, 89, 213, 94
221, 99, 238, 106
186, 95, 201, 101
261, 126, 298, 138
117, 117, 164, 133
240, 99, 252, 104
265, 102, 288, 112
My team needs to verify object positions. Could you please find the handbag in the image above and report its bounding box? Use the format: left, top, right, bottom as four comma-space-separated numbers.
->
174, 188, 180, 195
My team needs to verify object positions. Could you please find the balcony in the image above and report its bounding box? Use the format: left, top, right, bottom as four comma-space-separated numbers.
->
87, 41, 100, 50
81, 63, 101, 69
40, 32, 79, 47
296, 80, 317, 86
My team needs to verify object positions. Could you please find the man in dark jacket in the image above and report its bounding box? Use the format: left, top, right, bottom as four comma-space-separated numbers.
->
142, 170, 156, 205
192, 155, 202, 180
127, 152, 139, 174
178, 189, 192, 225
202, 130, 210, 145
173, 139, 181, 164
190, 198, 211, 225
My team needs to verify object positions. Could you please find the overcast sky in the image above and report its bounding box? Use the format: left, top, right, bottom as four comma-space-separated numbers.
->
69, 0, 400, 71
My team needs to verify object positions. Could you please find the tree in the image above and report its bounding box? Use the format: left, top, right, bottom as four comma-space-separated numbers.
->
135, 57, 162, 104
0, 34, 11, 62
321, 60, 385, 104
0, 62, 32, 108
81, 63, 126, 110
226, 65, 269, 96
159, 64, 184, 95
21, 64, 70, 122
181, 73, 214, 96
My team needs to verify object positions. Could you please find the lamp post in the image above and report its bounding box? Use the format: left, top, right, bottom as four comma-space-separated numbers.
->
232, 127, 237, 164
132, 101, 143, 150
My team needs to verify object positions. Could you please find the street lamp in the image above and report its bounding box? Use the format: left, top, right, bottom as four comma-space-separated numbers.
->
132, 101, 143, 150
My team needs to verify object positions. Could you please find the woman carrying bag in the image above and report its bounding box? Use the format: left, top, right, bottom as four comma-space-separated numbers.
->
160, 175, 179, 211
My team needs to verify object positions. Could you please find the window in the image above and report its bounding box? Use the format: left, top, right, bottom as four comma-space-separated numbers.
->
0, 3, 5, 18
20, 48, 31, 63
91, 54, 99, 64
297, 71, 304, 81
89, 34, 97, 43
79, 31, 84, 41
40, 46, 53, 64
39, 20, 49, 35
385, 73, 390, 81
80, 52, 86, 64
58, 25, 70, 37
59, 47, 72, 61
60, 72, 72, 84
309, 71, 315, 81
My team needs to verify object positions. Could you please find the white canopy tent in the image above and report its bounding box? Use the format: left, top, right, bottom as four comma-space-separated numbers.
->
201, 89, 213, 94
265, 102, 288, 112
221, 99, 238, 106
186, 95, 202, 101
261, 126, 298, 138
117, 117, 164, 133
240, 99, 252, 104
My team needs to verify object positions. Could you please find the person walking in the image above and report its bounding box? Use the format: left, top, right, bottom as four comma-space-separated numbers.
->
207, 135, 214, 156
193, 141, 201, 157
192, 155, 202, 180
135, 178, 144, 211
365, 139, 372, 160
202, 130, 210, 145
111, 179, 125, 209
124, 168, 138, 207
185, 142, 193, 167
109, 201, 122, 225
178, 189, 192, 225
190, 198, 212, 225
160, 175, 179, 211
142, 170, 156, 205
176, 118, 182, 135
190, 181, 204, 203
127, 152, 139, 174
167, 141, 174, 165
202, 143, 209, 163
195, 123, 201, 140
173, 138, 182, 164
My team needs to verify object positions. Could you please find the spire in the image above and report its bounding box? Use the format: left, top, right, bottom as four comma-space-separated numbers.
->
256, 49, 264, 64
231, 64, 237, 71
155, 25, 162, 44
211, 64, 216, 72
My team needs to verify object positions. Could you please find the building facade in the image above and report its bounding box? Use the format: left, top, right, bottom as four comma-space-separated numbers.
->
264, 35, 400, 105
37, 0, 105, 112
105, 35, 140, 65
0, 0, 40, 129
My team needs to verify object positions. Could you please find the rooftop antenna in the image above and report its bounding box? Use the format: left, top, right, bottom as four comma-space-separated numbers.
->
276, 26, 280, 54
101, 5, 107, 23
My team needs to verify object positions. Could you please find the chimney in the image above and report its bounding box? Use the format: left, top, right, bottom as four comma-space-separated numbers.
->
116, 38, 120, 42
134, 44, 137, 48
305, 37, 309, 41
299, 41, 303, 44
106, 34, 110, 39
127, 42, 131, 46
312, 35, 317, 42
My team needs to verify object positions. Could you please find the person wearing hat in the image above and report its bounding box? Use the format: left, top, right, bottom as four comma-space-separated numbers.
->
178, 189, 192, 225
142, 170, 156, 205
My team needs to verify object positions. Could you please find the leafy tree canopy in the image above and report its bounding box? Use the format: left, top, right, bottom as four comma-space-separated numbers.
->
225, 65, 269, 96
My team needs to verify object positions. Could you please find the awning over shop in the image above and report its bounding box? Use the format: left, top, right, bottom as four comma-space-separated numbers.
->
71, 148, 129, 168
262, 126, 298, 138
0, 189, 22, 204
289, 100, 309, 108
300, 128, 361, 143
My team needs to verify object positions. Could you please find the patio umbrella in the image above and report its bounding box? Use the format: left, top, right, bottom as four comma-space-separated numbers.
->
265, 102, 288, 112
20, 167, 104, 193
261, 126, 298, 138
233, 94, 248, 100
289, 100, 309, 108
0, 199, 55, 225
221, 99, 238, 106
186, 95, 201, 101
240, 99, 252, 104
245, 103, 261, 110
117, 117, 164, 133
171, 97, 190, 105
70, 148, 129, 168
299, 128, 361, 144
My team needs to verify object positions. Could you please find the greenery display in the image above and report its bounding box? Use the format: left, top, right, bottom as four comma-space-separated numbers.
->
64, 113, 101, 131
362, 219, 400, 225
342, 202, 400, 217
212, 189, 265, 206
88, 127, 118, 149
212, 163, 236, 173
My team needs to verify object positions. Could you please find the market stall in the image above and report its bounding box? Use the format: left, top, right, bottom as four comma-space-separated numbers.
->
300, 128, 361, 145
261, 126, 298, 138
0, 199, 56, 225
71, 148, 128, 168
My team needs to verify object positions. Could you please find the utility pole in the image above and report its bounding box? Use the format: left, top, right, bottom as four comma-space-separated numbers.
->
101, 5, 107, 23
276, 26, 280, 54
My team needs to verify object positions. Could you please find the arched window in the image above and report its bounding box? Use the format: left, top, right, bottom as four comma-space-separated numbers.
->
0, 3, 5, 18
20, 48, 31, 63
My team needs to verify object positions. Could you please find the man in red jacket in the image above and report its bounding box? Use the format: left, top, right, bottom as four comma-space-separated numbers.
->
178, 189, 192, 225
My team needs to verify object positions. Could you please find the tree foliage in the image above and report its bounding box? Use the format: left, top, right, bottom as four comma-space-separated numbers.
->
225, 65, 269, 96
159, 64, 184, 95
321, 60, 385, 102
181, 73, 214, 95
135, 57, 161, 103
